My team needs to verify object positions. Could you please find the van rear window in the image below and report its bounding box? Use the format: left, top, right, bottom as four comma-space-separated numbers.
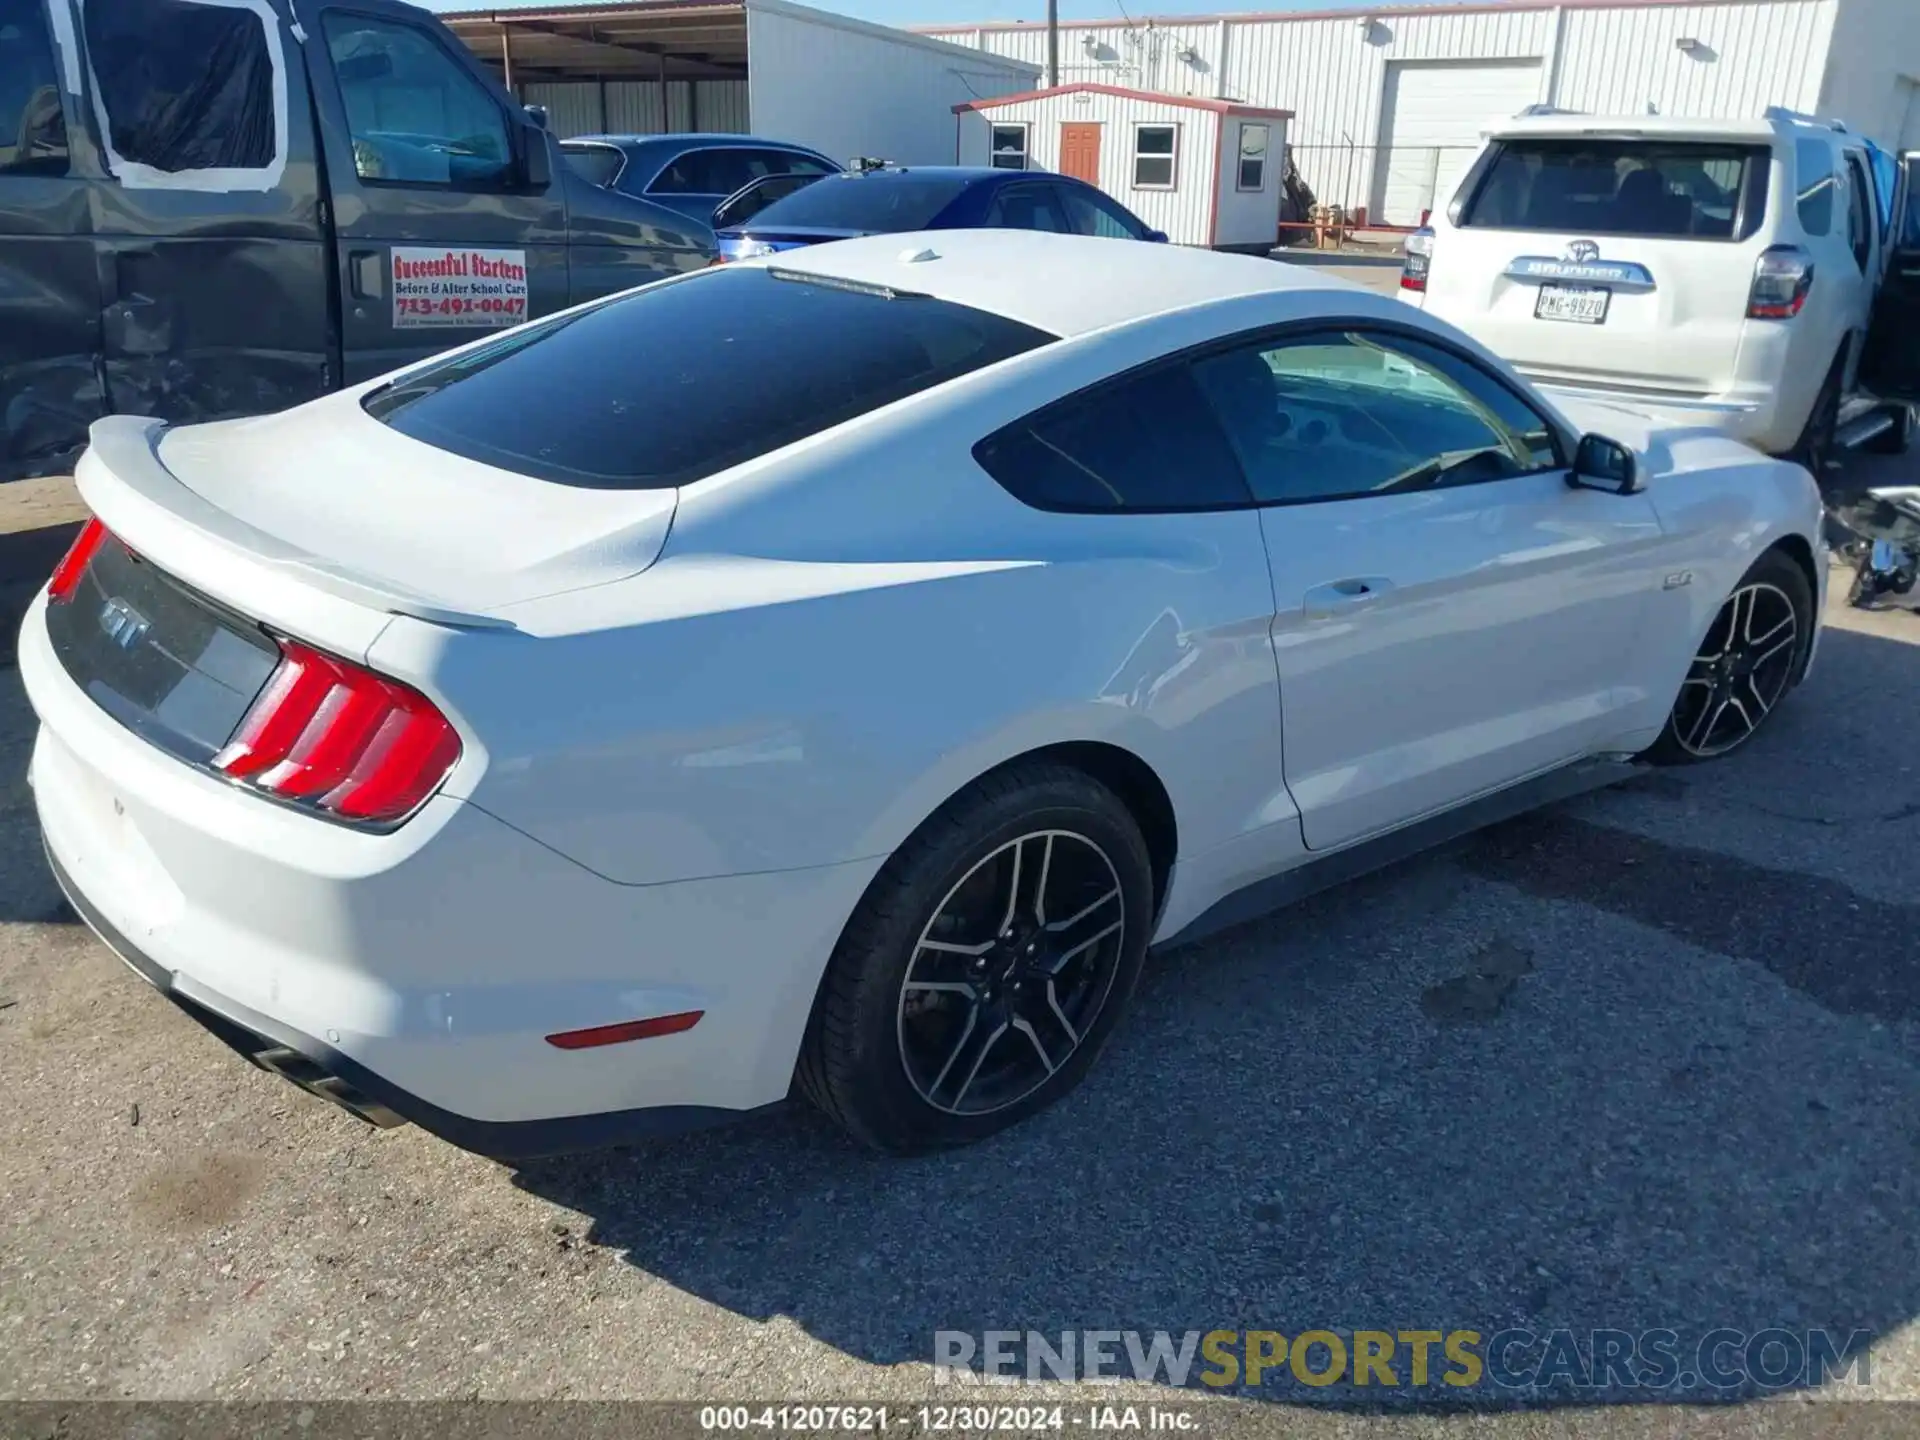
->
363, 267, 1055, 489
1459, 139, 1770, 241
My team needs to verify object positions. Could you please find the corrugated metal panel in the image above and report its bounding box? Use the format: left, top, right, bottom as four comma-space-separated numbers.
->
696, 80, 751, 133
1556, 2, 1829, 119
960, 92, 1222, 245
926, 1, 1849, 215
603, 82, 697, 134
746, 3, 1036, 166
521, 82, 603, 139
516, 80, 746, 139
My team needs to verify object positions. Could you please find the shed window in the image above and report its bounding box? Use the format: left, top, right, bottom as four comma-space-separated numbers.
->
84, 0, 282, 185
0, 0, 68, 174
1132, 123, 1176, 189
989, 122, 1029, 171
1236, 123, 1268, 191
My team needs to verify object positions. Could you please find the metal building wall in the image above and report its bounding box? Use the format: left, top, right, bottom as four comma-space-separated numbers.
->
745, 0, 1038, 166
517, 80, 750, 138
924, 1, 1843, 218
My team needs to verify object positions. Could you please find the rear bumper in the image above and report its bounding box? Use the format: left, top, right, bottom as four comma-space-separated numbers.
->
20, 590, 884, 1156
46, 844, 761, 1158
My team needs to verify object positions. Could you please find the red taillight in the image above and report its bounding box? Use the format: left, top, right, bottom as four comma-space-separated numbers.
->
213, 638, 461, 826
545, 1011, 705, 1050
1749, 244, 1814, 320
47, 517, 108, 603
706, 255, 728, 267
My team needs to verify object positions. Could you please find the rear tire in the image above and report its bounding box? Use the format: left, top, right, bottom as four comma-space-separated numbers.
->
797, 761, 1153, 1153
1645, 548, 1813, 766
1788, 356, 1845, 478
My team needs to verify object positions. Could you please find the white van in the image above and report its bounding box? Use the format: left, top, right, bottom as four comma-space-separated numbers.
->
1400, 109, 1920, 470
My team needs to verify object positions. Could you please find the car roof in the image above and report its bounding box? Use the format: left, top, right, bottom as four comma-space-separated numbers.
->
565, 133, 831, 157
1483, 114, 1803, 144
753, 229, 1364, 339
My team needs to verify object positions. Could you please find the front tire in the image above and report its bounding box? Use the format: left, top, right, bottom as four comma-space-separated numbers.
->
797, 762, 1154, 1153
1645, 549, 1812, 765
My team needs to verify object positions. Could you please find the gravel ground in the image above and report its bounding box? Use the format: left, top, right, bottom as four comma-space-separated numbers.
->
4, 449, 1920, 1425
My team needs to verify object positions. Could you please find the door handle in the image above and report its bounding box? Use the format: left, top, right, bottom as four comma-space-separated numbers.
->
349, 249, 383, 300
1302, 577, 1394, 619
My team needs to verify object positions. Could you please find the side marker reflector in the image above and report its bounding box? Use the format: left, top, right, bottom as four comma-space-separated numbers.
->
545, 1010, 705, 1050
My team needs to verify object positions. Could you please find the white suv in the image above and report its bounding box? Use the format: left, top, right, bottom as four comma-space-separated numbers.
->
1401, 110, 1918, 468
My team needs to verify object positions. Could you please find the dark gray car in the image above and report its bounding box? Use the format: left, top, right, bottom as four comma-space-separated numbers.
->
0, 0, 713, 481
560, 134, 840, 226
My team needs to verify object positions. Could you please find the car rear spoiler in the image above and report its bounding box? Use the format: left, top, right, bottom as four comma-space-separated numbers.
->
75, 417, 515, 633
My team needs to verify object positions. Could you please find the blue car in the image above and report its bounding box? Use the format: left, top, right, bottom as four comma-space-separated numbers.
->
559, 134, 841, 226
714, 165, 1168, 262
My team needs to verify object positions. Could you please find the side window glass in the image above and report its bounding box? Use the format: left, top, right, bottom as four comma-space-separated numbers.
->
84, 0, 279, 178
653, 149, 759, 196
712, 172, 822, 229
0, 0, 66, 174
1904, 157, 1920, 253
1845, 154, 1873, 271
1060, 185, 1142, 239
1191, 330, 1558, 506
973, 365, 1252, 512
1795, 138, 1835, 237
561, 144, 622, 188
987, 185, 1069, 232
324, 14, 511, 189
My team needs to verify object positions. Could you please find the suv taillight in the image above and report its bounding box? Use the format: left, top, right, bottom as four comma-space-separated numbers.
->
1401, 228, 1435, 293
213, 638, 461, 826
1749, 244, 1814, 319
47, 517, 108, 603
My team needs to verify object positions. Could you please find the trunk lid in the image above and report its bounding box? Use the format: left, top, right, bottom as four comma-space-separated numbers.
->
140, 391, 677, 619
1424, 134, 1776, 397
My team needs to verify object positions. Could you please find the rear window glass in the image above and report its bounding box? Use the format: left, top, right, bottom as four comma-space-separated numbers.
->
364, 267, 1055, 489
746, 172, 973, 233
1461, 139, 1768, 240
561, 144, 623, 188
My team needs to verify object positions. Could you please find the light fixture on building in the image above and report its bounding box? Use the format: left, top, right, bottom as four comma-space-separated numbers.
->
1675, 36, 1705, 54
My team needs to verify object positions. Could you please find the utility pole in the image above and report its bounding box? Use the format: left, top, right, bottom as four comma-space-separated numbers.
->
1047, 0, 1059, 87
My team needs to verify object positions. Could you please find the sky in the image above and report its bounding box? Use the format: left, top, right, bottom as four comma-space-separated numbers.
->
422, 0, 1382, 23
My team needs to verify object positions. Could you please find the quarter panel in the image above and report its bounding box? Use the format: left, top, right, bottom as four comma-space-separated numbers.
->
411, 518, 1288, 888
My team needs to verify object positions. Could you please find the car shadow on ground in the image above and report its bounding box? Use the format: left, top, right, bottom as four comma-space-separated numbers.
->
510, 620, 1920, 1409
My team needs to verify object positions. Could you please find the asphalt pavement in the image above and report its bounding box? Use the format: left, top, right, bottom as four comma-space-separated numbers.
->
4, 444, 1920, 1424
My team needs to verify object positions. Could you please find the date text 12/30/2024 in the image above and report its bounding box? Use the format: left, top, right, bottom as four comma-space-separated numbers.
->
699, 1406, 1198, 1432
390, 246, 530, 330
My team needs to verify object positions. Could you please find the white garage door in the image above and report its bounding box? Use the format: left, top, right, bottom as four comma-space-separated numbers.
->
1371, 60, 1543, 227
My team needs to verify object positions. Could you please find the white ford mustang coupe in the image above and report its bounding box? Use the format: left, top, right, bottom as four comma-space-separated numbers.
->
22, 232, 1824, 1157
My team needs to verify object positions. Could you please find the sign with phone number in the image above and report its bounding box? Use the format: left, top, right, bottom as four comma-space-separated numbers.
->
390, 246, 529, 330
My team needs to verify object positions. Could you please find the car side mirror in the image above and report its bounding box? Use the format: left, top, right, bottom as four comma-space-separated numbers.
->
522, 123, 552, 188
1569, 434, 1642, 495
1146, 228, 1169, 243
523, 104, 550, 131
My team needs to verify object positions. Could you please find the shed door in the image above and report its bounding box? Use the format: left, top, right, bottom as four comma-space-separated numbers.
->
1371, 60, 1541, 227
1059, 122, 1102, 187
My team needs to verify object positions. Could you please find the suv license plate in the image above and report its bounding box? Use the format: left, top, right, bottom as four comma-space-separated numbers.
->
1536, 284, 1611, 325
